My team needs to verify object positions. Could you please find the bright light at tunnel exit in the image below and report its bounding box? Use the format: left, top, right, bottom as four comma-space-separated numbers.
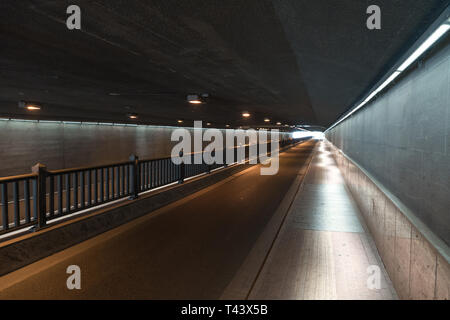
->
292, 131, 324, 140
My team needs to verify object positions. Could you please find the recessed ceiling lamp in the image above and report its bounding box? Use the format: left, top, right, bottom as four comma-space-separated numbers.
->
206, 122, 211, 126
225, 124, 230, 128
18, 100, 41, 111
187, 93, 209, 104
264, 118, 270, 122
127, 113, 138, 119
276, 122, 282, 125
177, 120, 183, 123
242, 112, 250, 118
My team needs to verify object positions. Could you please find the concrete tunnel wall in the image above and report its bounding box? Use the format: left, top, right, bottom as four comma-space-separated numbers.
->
326, 40, 450, 247
0, 121, 292, 178
325, 41, 450, 299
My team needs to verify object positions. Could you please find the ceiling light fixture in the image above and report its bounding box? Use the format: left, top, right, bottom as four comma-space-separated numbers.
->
264, 118, 270, 122
242, 112, 250, 118
19, 100, 41, 111
276, 122, 282, 125
187, 94, 208, 104
26, 105, 41, 111
127, 113, 138, 119
177, 120, 183, 124
327, 18, 450, 132
397, 24, 450, 72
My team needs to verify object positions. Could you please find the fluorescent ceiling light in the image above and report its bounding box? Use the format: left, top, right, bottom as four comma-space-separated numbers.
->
398, 24, 450, 72
327, 20, 450, 132
363, 71, 401, 103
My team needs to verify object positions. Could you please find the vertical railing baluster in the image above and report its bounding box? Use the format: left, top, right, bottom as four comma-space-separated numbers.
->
100, 168, 104, 203
87, 170, 91, 206
147, 162, 150, 189
73, 172, 78, 210
1, 183, 9, 230
13, 181, 20, 227
158, 160, 161, 186
105, 167, 110, 201
32, 178, 38, 221
57, 175, 63, 215
115, 167, 120, 198
156, 161, 159, 186
49, 175, 54, 217
80, 171, 85, 209
162, 159, 166, 185
111, 167, 116, 199
167, 159, 170, 184
24, 179, 30, 223
65, 173, 71, 214
144, 162, 147, 190
140, 163, 144, 191
150, 161, 154, 188
166, 159, 170, 184
94, 169, 98, 205
121, 166, 125, 196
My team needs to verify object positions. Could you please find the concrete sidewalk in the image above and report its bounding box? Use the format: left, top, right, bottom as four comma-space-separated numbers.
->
248, 141, 398, 299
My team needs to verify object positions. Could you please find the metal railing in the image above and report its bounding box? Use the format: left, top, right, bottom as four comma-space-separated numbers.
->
0, 173, 38, 234
0, 138, 304, 237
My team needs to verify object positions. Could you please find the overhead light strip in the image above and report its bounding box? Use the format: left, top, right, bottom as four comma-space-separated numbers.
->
397, 24, 450, 72
326, 18, 450, 132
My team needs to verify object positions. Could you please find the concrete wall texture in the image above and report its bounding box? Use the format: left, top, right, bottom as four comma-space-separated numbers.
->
326, 41, 450, 247
328, 142, 449, 299
0, 121, 291, 178
0, 122, 177, 177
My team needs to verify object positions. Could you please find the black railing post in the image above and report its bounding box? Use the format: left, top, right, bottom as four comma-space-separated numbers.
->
129, 154, 139, 200
223, 148, 228, 167
178, 151, 185, 184
207, 150, 214, 174
32, 163, 47, 230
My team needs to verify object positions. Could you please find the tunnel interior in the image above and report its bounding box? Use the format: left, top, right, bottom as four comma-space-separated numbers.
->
0, 0, 449, 302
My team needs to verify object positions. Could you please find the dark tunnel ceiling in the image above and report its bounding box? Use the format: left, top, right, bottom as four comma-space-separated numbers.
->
0, 0, 448, 128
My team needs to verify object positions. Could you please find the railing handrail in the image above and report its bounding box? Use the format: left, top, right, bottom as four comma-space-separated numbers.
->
0, 173, 37, 183
48, 160, 134, 175
0, 137, 303, 238
0, 140, 282, 181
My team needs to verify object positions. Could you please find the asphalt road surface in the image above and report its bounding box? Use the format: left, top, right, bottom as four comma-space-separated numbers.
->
0, 140, 316, 299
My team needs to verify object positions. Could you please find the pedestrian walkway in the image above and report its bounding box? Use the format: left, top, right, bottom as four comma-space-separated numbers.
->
248, 141, 398, 299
